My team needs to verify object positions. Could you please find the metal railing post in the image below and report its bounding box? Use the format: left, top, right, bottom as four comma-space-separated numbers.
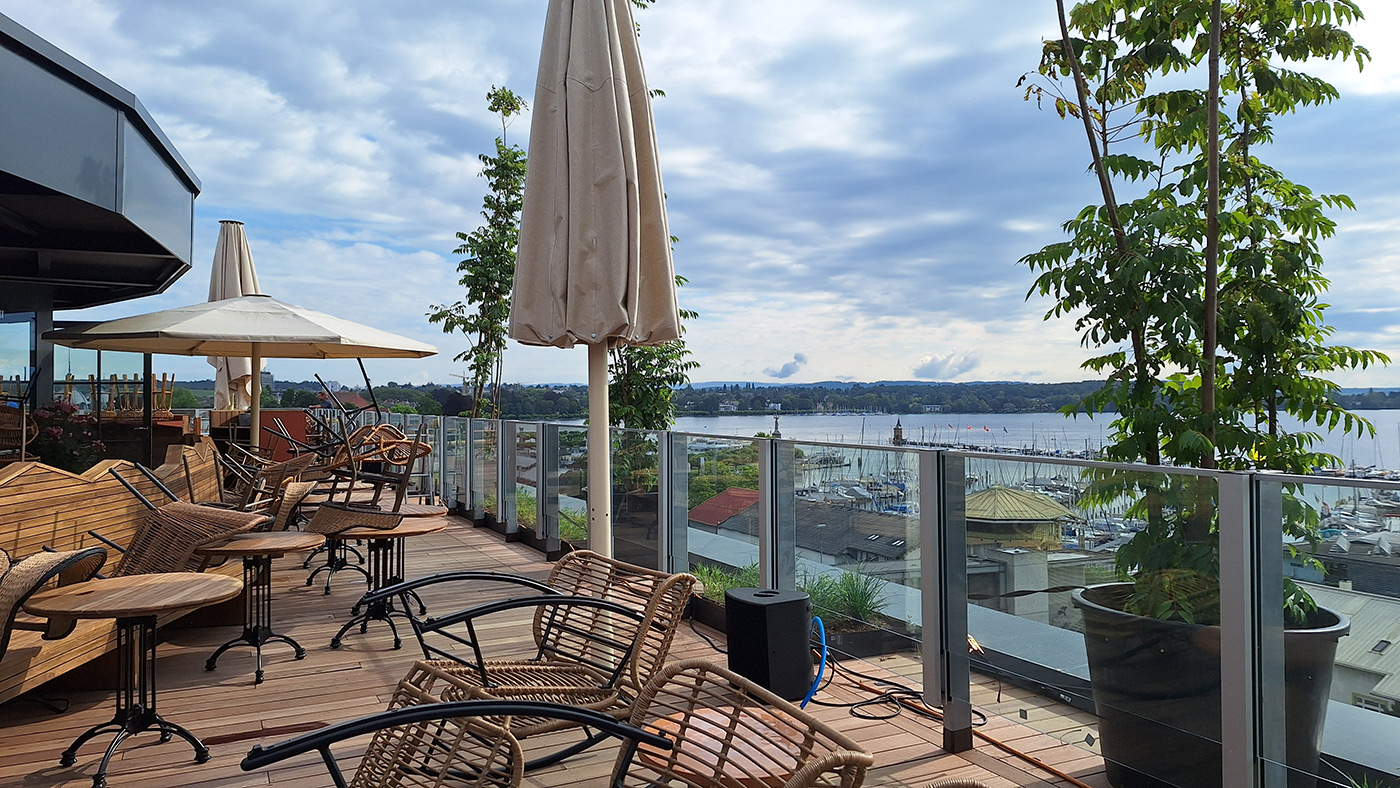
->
1220, 472, 1279, 788
499, 421, 518, 535
772, 439, 797, 590
932, 451, 971, 752
757, 438, 774, 589
539, 422, 560, 550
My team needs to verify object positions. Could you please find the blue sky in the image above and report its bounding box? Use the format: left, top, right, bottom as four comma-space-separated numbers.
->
8, 1, 1400, 388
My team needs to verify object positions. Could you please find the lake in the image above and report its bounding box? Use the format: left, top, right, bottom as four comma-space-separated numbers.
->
670, 410, 1400, 470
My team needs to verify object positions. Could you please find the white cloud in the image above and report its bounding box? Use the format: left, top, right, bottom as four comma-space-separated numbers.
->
6, 0, 1400, 388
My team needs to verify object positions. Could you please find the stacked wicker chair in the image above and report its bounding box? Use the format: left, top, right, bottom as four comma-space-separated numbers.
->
1, 547, 108, 652
263, 480, 318, 532
241, 658, 873, 788
356, 550, 696, 768
111, 502, 269, 576
302, 501, 403, 594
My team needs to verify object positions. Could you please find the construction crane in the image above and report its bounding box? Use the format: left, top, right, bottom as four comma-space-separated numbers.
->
449, 373, 469, 396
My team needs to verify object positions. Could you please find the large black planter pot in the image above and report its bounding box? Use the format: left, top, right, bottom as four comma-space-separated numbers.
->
1073, 584, 1349, 788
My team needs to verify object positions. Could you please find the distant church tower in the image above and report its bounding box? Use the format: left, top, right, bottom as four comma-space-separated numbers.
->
892, 419, 905, 446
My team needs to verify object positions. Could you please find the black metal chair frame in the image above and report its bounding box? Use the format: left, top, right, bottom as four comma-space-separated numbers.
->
239, 699, 670, 788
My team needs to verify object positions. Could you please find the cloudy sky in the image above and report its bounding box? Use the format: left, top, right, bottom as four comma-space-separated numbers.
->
8, 1, 1400, 388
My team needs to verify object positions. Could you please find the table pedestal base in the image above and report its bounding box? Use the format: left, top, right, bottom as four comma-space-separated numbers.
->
306, 538, 371, 594
205, 556, 306, 684
330, 537, 416, 650
60, 616, 209, 788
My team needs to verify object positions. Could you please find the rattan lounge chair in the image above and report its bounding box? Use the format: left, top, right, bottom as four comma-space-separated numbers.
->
361, 550, 696, 768
241, 658, 872, 788
1, 547, 108, 650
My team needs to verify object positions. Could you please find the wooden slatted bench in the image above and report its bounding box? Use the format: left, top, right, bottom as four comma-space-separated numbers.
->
0, 438, 243, 705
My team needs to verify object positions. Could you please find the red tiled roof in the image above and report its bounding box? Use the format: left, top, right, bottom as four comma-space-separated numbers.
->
688, 487, 760, 527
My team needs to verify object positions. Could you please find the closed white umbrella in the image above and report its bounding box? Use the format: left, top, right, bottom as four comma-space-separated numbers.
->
207, 220, 263, 409
44, 294, 437, 448
510, 0, 681, 557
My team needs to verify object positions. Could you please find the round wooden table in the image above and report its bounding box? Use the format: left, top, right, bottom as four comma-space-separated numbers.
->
195, 532, 326, 684
24, 573, 244, 788
329, 519, 446, 650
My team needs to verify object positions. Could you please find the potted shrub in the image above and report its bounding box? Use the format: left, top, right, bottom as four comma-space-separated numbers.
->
687, 562, 758, 631
802, 568, 916, 658
30, 401, 106, 472
1018, 3, 1379, 786
1070, 474, 1348, 788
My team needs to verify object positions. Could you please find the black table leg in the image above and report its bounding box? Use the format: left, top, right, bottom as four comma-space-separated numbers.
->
305, 537, 370, 594
330, 538, 415, 650
205, 555, 307, 684
60, 616, 209, 788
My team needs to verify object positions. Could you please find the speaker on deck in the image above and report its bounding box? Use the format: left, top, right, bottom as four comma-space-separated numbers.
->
724, 587, 812, 701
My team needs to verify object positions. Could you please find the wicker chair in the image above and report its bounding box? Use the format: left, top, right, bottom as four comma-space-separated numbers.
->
0, 405, 36, 465
303, 501, 403, 594
1, 547, 108, 651
364, 550, 696, 768
264, 480, 318, 531
240, 658, 871, 788
111, 502, 269, 576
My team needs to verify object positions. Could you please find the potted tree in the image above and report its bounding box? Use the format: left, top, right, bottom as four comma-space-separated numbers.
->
1070, 473, 1349, 788
1020, 4, 1380, 787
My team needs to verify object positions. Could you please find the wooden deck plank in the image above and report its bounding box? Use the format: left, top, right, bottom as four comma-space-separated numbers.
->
0, 512, 1109, 788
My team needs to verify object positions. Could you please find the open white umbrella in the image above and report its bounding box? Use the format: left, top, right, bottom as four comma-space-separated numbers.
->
43, 294, 437, 449
207, 220, 263, 409
510, 0, 681, 557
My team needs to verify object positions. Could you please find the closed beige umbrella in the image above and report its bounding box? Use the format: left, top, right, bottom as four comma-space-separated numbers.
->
510, 0, 680, 557
207, 220, 263, 410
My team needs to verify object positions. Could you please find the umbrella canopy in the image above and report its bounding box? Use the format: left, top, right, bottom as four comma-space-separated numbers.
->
510, 0, 681, 556
43, 294, 436, 447
208, 220, 263, 409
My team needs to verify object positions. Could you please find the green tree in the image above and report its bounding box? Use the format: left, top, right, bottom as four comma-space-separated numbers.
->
428, 86, 528, 418
170, 387, 200, 409
610, 275, 699, 429
1020, 0, 1386, 621
279, 388, 319, 408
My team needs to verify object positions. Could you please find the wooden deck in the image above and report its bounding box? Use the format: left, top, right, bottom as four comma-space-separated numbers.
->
0, 513, 1111, 788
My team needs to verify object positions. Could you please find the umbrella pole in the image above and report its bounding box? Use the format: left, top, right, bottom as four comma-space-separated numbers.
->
587, 341, 612, 557
250, 343, 261, 450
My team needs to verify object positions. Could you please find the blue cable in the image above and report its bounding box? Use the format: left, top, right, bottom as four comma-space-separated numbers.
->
801, 615, 827, 709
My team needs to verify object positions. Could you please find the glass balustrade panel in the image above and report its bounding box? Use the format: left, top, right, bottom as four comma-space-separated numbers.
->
557, 425, 588, 549
676, 433, 763, 626
513, 423, 540, 538
470, 419, 498, 522
961, 454, 1221, 787
780, 440, 923, 683
1256, 473, 1400, 788
612, 428, 662, 569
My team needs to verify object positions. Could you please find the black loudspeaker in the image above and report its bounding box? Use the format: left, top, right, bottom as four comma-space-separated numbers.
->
724, 587, 812, 701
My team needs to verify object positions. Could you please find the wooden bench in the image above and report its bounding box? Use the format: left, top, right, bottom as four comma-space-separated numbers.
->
0, 438, 241, 705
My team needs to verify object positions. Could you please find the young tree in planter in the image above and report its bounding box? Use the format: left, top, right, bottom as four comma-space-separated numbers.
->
1021, 0, 1385, 624
428, 87, 528, 418
609, 274, 699, 430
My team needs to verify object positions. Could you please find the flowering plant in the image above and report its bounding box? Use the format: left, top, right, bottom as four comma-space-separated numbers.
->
31, 400, 106, 472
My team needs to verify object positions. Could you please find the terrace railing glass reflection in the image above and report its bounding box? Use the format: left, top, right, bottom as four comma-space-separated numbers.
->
225, 413, 1398, 788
